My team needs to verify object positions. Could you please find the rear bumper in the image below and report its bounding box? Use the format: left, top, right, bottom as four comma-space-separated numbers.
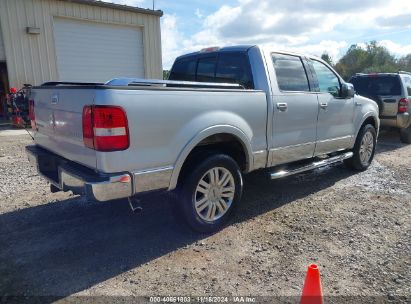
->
26, 145, 132, 202
381, 112, 410, 129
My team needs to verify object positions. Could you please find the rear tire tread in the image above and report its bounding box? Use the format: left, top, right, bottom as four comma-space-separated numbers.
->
400, 126, 411, 144
173, 153, 243, 234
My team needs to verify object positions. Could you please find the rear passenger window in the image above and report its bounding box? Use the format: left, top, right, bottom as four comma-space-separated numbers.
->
197, 57, 217, 82
272, 54, 310, 92
215, 53, 254, 89
169, 58, 196, 81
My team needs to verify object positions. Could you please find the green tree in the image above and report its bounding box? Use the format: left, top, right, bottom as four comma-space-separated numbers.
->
398, 54, 411, 72
363, 41, 397, 73
334, 41, 400, 80
321, 53, 333, 65
163, 70, 170, 80
334, 44, 370, 80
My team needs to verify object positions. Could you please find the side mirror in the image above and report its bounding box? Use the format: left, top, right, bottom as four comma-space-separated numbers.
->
341, 82, 355, 99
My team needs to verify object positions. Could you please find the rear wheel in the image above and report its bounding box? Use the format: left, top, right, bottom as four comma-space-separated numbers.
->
344, 124, 377, 171
400, 126, 411, 144
175, 154, 243, 233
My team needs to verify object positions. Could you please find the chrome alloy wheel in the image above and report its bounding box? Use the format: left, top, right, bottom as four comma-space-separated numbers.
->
359, 131, 374, 165
194, 167, 235, 222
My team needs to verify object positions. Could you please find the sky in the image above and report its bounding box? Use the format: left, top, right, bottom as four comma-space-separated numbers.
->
112, 0, 411, 69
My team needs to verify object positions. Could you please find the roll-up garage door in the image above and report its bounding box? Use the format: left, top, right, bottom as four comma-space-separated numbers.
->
53, 18, 145, 82
0, 23, 6, 61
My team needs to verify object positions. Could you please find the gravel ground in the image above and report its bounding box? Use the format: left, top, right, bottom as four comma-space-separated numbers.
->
0, 129, 410, 303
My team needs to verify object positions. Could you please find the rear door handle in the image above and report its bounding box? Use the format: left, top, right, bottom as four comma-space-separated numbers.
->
355, 102, 362, 106
276, 103, 288, 111
320, 102, 328, 109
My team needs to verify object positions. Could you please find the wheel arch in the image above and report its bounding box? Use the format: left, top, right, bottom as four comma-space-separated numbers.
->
356, 113, 379, 139
168, 125, 253, 191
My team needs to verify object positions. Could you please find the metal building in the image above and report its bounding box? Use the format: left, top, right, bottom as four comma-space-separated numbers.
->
0, 0, 163, 99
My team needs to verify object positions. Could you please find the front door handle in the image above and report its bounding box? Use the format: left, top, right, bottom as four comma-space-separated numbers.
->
276, 103, 288, 111
320, 102, 328, 109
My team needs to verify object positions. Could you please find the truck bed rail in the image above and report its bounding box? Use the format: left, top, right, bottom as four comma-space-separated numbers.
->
106, 78, 245, 90
39, 79, 246, 90
41, 81, 104, 86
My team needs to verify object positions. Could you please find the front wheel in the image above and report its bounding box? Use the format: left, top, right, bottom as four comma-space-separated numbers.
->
175, 154, 243, 233
344, 124, 377, 171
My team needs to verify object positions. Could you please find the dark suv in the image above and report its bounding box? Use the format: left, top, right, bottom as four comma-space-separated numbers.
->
349, 72, 411, 143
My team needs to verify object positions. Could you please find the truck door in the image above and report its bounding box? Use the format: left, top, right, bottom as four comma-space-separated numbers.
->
309, 59, 355, 155
270, 53, 319, 166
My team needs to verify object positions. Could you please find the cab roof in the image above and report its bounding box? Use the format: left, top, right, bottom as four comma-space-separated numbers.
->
175, 45, 257, 60
174, 45, 321, 62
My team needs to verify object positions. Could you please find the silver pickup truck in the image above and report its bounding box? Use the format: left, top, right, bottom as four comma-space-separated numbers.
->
26, 45, 379, 232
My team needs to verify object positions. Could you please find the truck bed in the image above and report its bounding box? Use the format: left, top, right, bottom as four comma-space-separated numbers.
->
31, 79, 268, 174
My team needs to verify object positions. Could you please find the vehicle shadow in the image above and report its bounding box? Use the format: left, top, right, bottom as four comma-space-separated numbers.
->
0, 163, 355, 300
376, 128, 408, 153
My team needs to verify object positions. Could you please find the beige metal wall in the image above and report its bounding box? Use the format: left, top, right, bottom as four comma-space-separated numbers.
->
0, 0, 163, 88
0, 21, 5, 61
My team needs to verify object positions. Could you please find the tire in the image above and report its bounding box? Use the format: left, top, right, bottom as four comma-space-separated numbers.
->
400, 126, 411, 144
175, 154, 243, 233
344, 124, 377, 171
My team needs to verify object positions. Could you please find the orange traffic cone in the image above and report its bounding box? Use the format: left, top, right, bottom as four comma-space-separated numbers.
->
301, 264, 323, 304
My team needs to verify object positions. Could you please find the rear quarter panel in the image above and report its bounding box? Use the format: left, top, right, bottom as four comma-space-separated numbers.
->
94, 88, 268, 174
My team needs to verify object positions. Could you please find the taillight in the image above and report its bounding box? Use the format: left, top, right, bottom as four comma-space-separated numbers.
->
82, 105, 129, 152
28, 99, 36, 129
399, 98, 409, 113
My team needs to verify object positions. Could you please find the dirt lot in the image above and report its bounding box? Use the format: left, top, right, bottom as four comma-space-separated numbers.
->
0, 129, 410, 303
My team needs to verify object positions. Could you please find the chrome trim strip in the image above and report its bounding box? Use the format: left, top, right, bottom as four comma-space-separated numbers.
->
252, 150, 268, 170
314, 136, 353, 156
270, 141, 315, 151
133, 166, 174, 194
316, 135, 352, 144
270, 152, 353, 180
106, 78, 243, 89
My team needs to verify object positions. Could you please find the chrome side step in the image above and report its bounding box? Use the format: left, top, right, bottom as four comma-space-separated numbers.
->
270, 152, 353, 180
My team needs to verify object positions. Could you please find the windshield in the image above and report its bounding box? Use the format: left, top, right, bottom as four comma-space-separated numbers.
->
350, 75, 402, 96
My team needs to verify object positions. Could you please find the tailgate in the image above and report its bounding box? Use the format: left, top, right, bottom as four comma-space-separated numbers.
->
380, 96, 402, 116
32, 87, 97, 170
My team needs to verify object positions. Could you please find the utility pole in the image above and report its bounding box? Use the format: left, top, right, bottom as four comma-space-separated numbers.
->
153, 0, 155, 10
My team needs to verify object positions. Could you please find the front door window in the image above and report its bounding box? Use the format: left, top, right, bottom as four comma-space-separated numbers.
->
311, 60, 341, 97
